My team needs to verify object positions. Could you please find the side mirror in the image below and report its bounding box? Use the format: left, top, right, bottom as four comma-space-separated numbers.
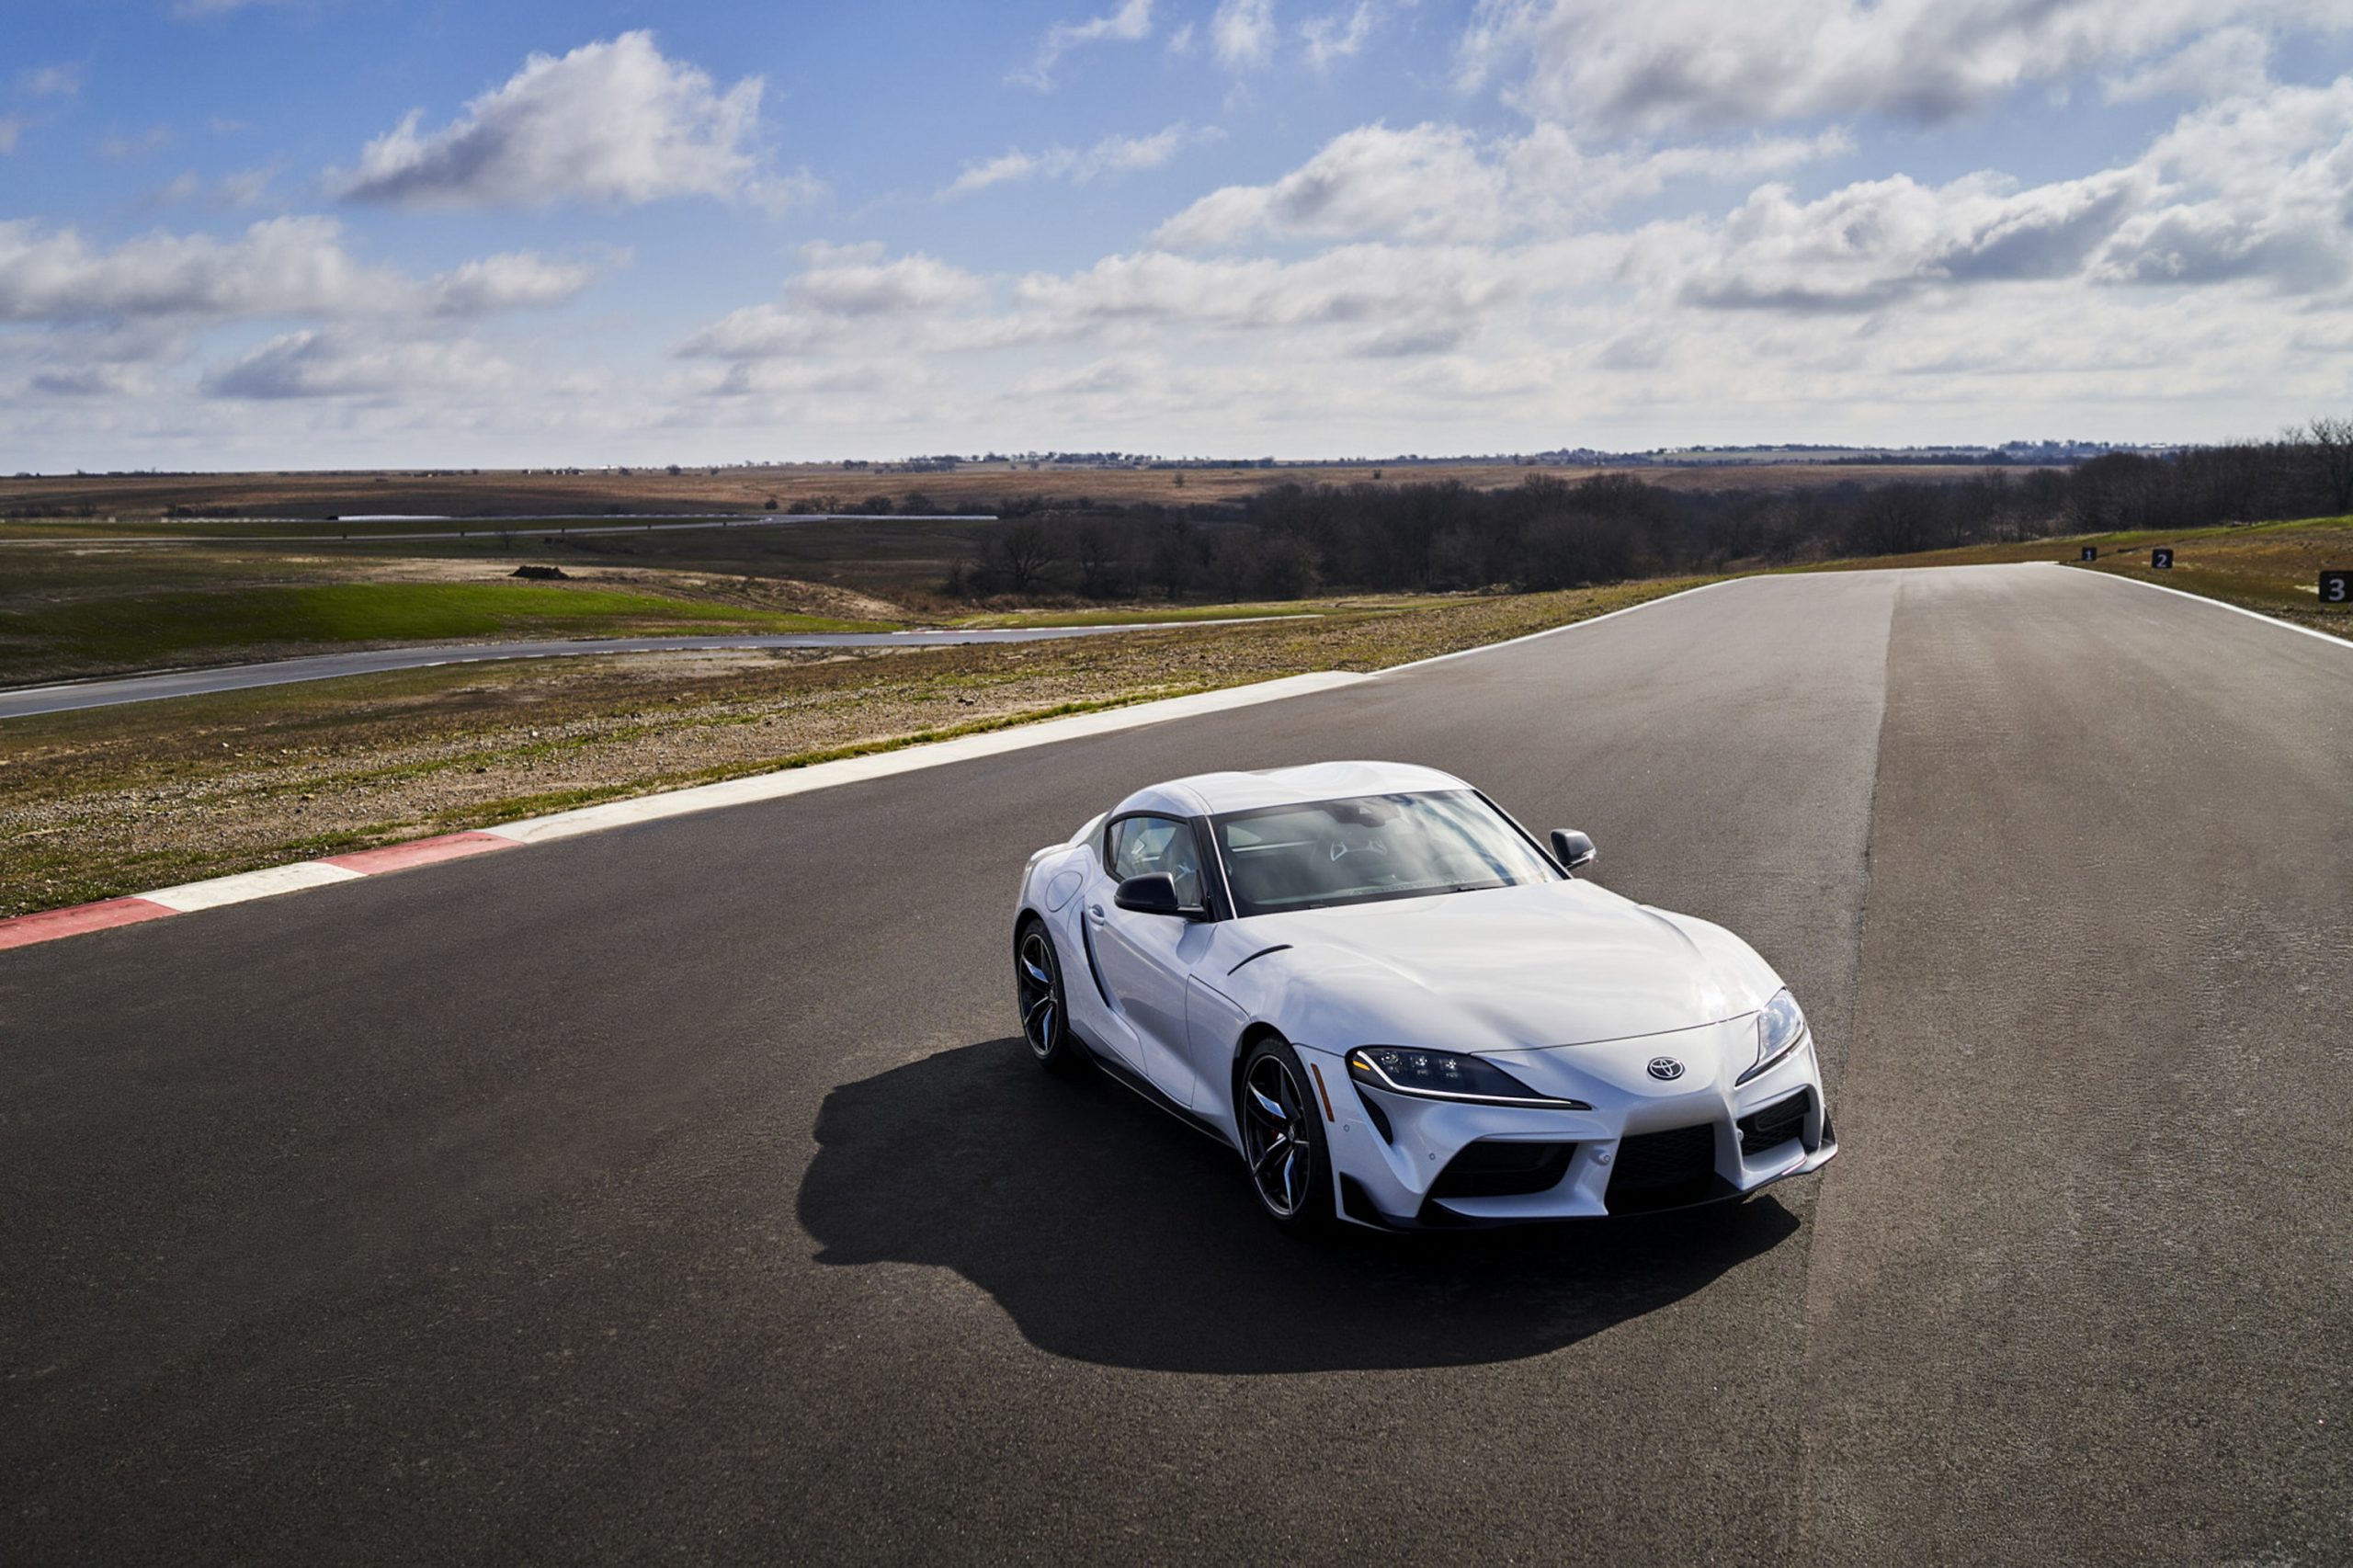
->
1550, 829, 1597, 872
1113, 872, 1207, 919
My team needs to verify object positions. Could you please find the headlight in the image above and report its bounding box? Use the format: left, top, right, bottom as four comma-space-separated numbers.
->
1740, 989, 1807, 1084
1346, 1047, 1590, 1109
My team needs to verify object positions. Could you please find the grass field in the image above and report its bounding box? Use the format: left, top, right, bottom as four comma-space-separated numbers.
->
6, 495, 2344, 926
1802, 516, 2353, 638
0, 580, 889, 684
0, 459, 2044, 526
0, 578, 1705, 917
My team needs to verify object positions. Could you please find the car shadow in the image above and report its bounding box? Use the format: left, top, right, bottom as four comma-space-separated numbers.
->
797, 1039, 1800, 1373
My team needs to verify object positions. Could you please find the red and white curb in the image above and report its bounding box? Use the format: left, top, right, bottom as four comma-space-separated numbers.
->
0, 672, 1370, 953
0, 832, 519, 952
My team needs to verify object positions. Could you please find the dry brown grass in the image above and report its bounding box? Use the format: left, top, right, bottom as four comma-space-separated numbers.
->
0, 578, 1705, 916
0, 460, 2036, 520
1798, 516, 2353, 637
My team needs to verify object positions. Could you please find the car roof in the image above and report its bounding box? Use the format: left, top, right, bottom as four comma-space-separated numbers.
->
1111, 760, 1472, 820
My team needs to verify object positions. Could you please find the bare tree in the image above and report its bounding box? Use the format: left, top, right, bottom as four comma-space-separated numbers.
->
995, 519, 1055, 592
1069, 517, 1120, 597
2307, 416, 2353, 514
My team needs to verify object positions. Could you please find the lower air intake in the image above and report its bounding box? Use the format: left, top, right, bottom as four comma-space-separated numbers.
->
1430, 1140, 1577, 1199
1737, 1089, 1813, 1155
1606, 1122, 1718, 1213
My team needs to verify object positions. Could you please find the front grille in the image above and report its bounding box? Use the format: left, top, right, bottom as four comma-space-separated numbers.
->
1430, 1140, 1577, 1199
1606, 1122, 1718, 1213
1738, 1089, 1813, 1155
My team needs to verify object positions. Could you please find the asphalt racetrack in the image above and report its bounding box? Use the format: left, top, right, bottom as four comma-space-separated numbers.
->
5, 564, 2347, 1564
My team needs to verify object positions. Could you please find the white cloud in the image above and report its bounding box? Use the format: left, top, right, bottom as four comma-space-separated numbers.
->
676, 307, 841, 361
1009, 243, 1541, 336
1678, 170, 2150, 311
1159, 123, 1509, 246
1301, 3, 1377, 71
332, 31, 777, 209
947, 149, 1047, 196
1084, 123, 1195, 178
2103, 28, 2273, 103
791, 250, 986, 315
425, 253, 604, 314
2095, 77, 2353, 290
28, 19, 2353, 472
0, 118, 21, 156
0, 217, 598, 324
100, 125, 175, 162
647, 66, 2353, 456
0, 217, 384, 323
22, 64, 81, 98
219, 164, 279, 205
172, 0, 301, 17
1167, 21, 1199, 54
1458, 0, 2350, 136
1011, 0, 1155, 89
31, 363, 157, 399
1667, 77, 2353, 307
677, 248, 990, 360
1155, 119, 1851, 248
944, 123, 1198, 195
1213, 0, 1279, 68
203, 330, 521, 401
142, 163, 285, 209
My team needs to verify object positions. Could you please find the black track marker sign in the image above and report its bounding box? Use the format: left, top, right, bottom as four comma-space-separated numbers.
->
2323, 570, 2351, 607
2152, 547, 2174, 570
2081, 546, 2097, 561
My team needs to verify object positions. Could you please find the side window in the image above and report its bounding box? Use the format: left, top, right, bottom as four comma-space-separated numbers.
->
1108, 815, 1205, 908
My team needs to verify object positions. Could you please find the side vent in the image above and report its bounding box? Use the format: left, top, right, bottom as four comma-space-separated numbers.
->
1076, 922, 1115, 1007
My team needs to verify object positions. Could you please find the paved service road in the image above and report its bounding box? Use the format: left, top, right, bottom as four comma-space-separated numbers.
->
4, 565, 2347, 1564
0, 620, 1302, 719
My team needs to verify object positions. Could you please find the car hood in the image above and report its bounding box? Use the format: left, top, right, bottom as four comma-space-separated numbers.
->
1234, 878, 1780, 1051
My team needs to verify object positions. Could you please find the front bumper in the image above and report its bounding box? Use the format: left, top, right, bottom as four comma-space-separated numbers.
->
1297, 1021, 1838, 1231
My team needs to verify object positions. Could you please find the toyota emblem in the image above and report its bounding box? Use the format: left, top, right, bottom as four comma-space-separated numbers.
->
1646, 1056, 1685, 1081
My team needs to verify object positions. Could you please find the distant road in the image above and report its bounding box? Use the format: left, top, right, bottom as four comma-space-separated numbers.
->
0, 512, 996, 546
0, 620, 1298, 719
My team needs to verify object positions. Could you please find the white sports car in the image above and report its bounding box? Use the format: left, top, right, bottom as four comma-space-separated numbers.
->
1013, 760, 1837, 1232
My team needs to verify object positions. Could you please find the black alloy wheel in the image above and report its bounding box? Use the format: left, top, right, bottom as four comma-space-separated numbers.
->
1239, 1037, 1332, 1232
1016, 920, 1083, 1074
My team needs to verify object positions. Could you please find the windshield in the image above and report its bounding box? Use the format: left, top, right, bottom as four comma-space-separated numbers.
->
1212, 790, 1561, 917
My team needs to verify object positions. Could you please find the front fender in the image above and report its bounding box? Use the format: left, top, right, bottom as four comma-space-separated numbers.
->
1645, 909, 1785, 1014
1221, 947, 1533, 1059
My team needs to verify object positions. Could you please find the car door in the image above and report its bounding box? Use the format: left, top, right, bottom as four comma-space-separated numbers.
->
1091, 813, 1217, 1107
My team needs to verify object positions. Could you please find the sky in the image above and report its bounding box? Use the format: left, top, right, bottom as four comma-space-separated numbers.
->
5, 0, 2353, 470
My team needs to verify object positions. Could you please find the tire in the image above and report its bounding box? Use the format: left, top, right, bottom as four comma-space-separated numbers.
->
1015, 918, 1086, 1074
1237, 1035, 1334, 1233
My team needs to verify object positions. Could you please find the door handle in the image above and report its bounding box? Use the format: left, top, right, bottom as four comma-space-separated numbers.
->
1087, 903, 1107, 922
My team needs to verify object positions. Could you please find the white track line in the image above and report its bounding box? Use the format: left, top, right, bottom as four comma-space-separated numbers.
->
482, 671, 1371, 845
142, 861, 364, 913
2082, 568, 2353, 652
1376, 579, 1734, 676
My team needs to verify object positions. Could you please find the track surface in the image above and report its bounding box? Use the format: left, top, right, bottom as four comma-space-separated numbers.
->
5, 565, 2347, 1564
0, 621, 1298, 719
